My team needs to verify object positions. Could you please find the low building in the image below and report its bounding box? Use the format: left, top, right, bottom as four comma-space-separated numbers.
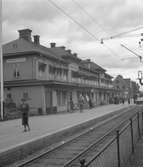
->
113, 75, 139, 101
2, 28, 116, 116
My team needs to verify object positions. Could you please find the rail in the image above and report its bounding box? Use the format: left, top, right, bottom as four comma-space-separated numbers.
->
80, 109, 143, 167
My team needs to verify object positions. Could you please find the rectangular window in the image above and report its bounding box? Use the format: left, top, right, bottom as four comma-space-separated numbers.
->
14, 69, 20, 78
38, 62, 47, 72
38, 62, 47, 77
13, 64, 20, 78
23, 92, 29, 99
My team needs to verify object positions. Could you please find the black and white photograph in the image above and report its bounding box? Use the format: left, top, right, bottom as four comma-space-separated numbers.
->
0, 0, 143, 166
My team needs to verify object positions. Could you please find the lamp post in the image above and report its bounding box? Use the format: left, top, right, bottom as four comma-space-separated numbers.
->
0, 0, 4, 120
138, 71, 143, 86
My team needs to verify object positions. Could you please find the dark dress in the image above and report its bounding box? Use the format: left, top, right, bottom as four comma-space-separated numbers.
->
20, 103, 29, 125
79, 97, 84, 112
89, 99, 93, 108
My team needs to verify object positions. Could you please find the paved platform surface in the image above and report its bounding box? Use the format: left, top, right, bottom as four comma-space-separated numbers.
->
130, 135, 143, 167
0, 103, 132, 153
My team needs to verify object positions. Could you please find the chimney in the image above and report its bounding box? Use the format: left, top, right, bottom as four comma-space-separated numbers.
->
18, 28, 32, 41
86, 59, 91, 62
61, 46, 66, 50
67, 49, 71, 54
50, 42, 56, 48
73, 53, 77, 57
33, 35, 40, 45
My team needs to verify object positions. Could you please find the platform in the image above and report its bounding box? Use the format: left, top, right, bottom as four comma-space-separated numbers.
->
0, 103, 134, 166
135, 97, 143, 105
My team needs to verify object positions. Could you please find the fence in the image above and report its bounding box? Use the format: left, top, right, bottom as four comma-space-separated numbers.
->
80, 109, 143, 167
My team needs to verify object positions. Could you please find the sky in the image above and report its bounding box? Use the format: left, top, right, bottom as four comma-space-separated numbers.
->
2, 0, 143, 86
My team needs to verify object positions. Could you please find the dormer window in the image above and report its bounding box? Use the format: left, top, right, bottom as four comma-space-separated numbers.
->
12, 43, 18, 48
13, 64, 20, 78
38, 62, 47, 72
14, 70, 20, 78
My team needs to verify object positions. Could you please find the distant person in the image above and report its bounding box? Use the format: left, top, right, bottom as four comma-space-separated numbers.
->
133, 95, 137, 104
88, 98, 93, 109
69, 98, 74, 112
20, 98, 30, 132
79, 95, 84, 113
128, 98, 130, 104
122, 98, 125, 104
114, 96, 118, 104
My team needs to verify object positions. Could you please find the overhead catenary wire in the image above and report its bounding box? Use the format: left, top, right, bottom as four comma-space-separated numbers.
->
121, 56, 137, 61
48, 0, 139, 63
70, 0, 143, 71
103, 26, 143, 40
103, 42, 121, 57
71, 0, 107, 35
70, 0, 122, 58
71, 0, 143, 42
48, 0, 99, 41
74, 1, 143, 60
110, 25, 143, 38
47, 0, 120, 59
121, 43, 143, 63
103, 33, 143, 41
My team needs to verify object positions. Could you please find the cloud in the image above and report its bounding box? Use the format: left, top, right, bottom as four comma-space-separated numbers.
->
3, 0, 61, 24
2, 0, 143, 82
3, 0, 143, 42
102, 56, 142, 69
107, 67, 141, 83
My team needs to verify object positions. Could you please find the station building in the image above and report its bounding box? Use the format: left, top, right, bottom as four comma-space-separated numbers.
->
2, 29, 117, 115
113, 75, 140, 100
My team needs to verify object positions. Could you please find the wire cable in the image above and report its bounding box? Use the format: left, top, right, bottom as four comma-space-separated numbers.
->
103, 26, 143, 40
121, 43, 143, 64
72, 1, 143, 41
48, 0, 99, 41
71, 0, 122, 58
71, 0, 107, 35
48, 0, 141, 64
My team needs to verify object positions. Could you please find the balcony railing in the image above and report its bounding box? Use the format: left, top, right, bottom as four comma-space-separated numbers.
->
71, 77, 113, 89
49, 74, 68, 81
37, 73, 113, 89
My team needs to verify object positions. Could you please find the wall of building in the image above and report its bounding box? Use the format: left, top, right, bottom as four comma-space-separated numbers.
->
35, 56, 68, 82
2, 28, 118, 118
4, 86, 45, 115
3, 56, 36, 81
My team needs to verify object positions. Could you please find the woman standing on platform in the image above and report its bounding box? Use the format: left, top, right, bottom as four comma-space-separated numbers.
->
20, 98, 30, 132
79, 94, 84, 113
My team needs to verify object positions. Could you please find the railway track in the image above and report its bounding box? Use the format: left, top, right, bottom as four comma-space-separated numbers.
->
16, 106, 139, 167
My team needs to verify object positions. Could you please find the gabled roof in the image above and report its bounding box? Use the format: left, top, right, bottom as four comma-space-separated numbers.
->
49, 46, 81, 62
2, 38, 67, 64
3, 38, 36, 54
91, 62, 106, 72
124, 78, 131, 87
105, 73, 113, 79
113, 75, 125, 84
49, 47, 107, 76
82, 59, 106, 72
48, 47, 67, 57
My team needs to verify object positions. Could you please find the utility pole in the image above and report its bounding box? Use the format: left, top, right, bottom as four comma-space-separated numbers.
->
0, 0, 4, 120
